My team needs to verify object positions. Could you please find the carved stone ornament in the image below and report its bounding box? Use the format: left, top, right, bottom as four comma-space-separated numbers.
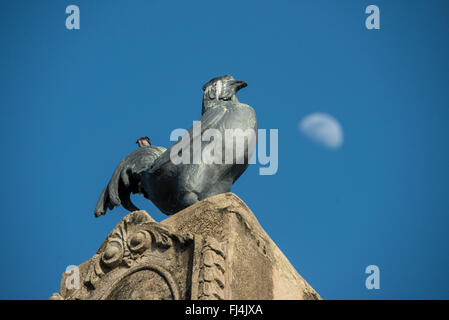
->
52, 193, 320, 300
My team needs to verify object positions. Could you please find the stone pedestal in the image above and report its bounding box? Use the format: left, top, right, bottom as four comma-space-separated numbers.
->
51, 193, 320, 300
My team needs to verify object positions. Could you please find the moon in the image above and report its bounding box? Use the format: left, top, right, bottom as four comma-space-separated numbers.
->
299, 113, 343, 149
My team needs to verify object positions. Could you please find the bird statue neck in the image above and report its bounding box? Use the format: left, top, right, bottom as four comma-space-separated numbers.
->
202, 96, 239, 115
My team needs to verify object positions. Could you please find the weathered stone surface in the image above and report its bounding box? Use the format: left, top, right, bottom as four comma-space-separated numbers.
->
51, 193, 320, 300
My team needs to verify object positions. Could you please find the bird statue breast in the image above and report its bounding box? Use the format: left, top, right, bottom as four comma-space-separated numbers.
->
95, 75, 257, 217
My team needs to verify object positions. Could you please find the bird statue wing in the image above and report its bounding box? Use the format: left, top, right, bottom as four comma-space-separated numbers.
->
94, 145, 166, 217
149, 106, 228, 173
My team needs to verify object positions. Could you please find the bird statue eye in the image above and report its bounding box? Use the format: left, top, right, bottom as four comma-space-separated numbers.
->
207, 88, 215, 100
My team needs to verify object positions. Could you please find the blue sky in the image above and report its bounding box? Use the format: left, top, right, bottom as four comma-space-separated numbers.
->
1, 0, 448, 299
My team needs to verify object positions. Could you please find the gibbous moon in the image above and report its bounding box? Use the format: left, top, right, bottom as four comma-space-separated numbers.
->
299, 113, 343, 149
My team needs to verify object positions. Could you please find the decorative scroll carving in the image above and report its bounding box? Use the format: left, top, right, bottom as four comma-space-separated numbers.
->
83, 211, 193, 291
55, 211, 195, 300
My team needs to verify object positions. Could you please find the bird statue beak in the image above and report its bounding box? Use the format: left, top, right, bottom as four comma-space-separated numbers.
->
231, 80, 247, 92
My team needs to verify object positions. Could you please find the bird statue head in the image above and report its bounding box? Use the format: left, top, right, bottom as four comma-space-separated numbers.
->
136, 136, 151, 147
202, 75, 247, 114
